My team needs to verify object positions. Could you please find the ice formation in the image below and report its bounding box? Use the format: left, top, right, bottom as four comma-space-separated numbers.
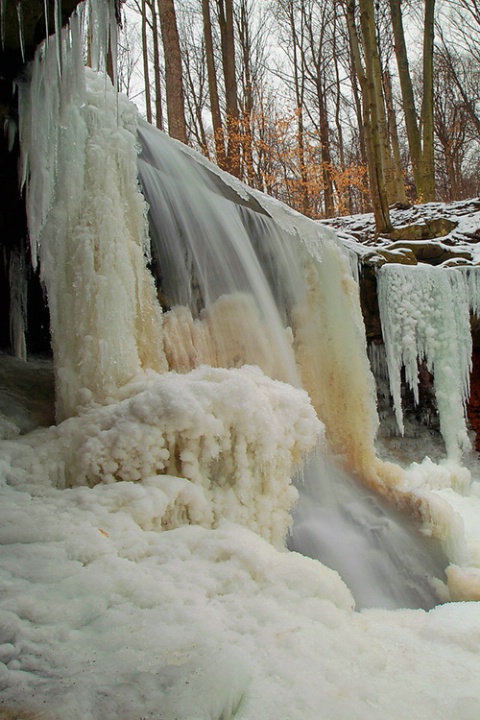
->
8, 247, 27, 361
17, 23, 166, 420
3, 365, 320, 547
377, 264, 480, 459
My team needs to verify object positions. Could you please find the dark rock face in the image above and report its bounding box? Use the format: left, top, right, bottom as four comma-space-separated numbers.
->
468, 350, 480, 453
0, 353, 55, 435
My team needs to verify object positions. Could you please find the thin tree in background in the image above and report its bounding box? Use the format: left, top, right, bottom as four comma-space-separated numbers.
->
301, 0, 335, 216
419, 0, 435, 201
236, 0, 255, 185
202, 0, 227, 169
346, 0, 393, 233
140, 1, 152, 124
432, 50, 474, 201
383, 69, 407, 203
150, 0, 164, 129
157, 0, 187, 142
122, 0, 480, 215
275, 0, 310, 214
182, 13, 210, 156
216, 0, 241, 176
388, 0, 435, 201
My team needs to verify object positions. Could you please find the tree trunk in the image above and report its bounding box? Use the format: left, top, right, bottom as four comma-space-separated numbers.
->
237, 0, 255, 185
389, 0, 436, 201
157, 0, 187, 143
419, 0, 436, 201
318, 84, 335, 217
288, 0, 309, 215
150, 0, 164, 130
347, 0, 392, 233
383, 70, 407, 203
141, 0, 153, 124
217, 0, 240, 176
202, 0, 227, 169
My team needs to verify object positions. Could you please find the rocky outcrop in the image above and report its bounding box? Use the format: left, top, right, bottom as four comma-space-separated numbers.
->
383, 218, 458, 242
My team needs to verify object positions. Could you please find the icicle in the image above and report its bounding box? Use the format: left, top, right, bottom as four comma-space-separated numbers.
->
5, 114, 16, 151
377, 265, 473, 459
43, 0, 49, 47
109, 1, 118, 92
16, 0, 24, 61
368, 342, 389, 381
463, 266, 480, 318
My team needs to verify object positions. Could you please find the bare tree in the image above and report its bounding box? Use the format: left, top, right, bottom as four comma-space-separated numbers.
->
346, 0, 393, 232
216, 0, 241, 176
157, 0, 188, 142
202, 0, 227, 168
388, 0, 436, 201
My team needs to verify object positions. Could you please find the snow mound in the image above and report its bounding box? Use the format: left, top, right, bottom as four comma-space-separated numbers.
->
2, 365, 321, 547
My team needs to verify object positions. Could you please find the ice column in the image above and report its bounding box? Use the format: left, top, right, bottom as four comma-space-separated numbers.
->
17, 5, 166, 420
377, 264, 475, 459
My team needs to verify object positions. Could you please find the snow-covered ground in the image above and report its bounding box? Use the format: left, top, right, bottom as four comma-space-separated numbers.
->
2, 368, 480, 720
323, 198, 480, 266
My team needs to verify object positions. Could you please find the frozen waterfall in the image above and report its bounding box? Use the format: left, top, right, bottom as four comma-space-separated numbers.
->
11, 6, 458, 610
377, 264, 480, 460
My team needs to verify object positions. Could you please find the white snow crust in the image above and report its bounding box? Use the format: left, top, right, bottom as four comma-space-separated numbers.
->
3, 432, 480, 719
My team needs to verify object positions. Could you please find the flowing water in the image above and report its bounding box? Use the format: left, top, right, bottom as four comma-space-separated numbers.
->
289, 453, 446, 609
136, 122, 446, 610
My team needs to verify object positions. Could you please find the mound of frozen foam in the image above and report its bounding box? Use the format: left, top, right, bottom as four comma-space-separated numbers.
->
2, 464, 480, 719
2, 365, 321, 547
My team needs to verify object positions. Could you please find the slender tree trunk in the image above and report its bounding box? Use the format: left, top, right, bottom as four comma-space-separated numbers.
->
318, 84, 334, 217
237, 0, 254, 185
389, 0, 436, 201
362, 0, 398, 206
141, 0, 153, 124
383, 70, 407, 203
150, 0, 164, 130
157, 0, 187, 143
347, 0, 392, 233
419, 0, 436, 201
202, 0, 227, 168
217, 0, 240, 176
287, 0, 309, 214
389, 0, 421, 190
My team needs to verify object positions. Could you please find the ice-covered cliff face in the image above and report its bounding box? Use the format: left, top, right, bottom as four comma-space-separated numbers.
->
377, 264, 480, 460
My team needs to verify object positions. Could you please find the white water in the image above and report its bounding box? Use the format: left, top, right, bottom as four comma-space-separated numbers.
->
137, 120, 384, 483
